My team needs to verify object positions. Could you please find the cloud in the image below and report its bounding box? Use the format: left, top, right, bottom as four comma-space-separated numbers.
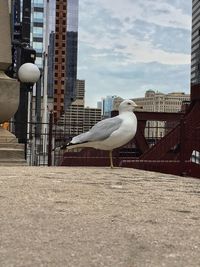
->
79, 25, 190, 66
80, 0, 191, 30
127, 20, 191, 54
78, 0, 192, 107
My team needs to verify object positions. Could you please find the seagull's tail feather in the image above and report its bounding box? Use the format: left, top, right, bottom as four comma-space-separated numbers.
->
66, 141, 89, 150
52, 141, 89, 152
52, 142, 73, 151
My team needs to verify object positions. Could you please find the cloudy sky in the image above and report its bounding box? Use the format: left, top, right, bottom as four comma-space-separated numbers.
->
77, 0, 192, 107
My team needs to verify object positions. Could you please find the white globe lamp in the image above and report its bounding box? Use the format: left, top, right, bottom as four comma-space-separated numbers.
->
18, 63, 40, 84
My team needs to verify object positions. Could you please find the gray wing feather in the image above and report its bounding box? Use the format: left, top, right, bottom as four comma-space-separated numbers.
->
71, 116, 122, 144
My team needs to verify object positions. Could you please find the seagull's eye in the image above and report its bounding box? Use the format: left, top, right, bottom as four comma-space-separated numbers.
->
127, 102, 131, 105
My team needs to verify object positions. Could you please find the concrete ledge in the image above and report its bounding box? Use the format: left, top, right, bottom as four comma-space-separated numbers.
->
0, 148, 24, 159
0, 143, 24, 149
0, 167, 199, 267
0, 127, 26, 165
0, 159, 27, 166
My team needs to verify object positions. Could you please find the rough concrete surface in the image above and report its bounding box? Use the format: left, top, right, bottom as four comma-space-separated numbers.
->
0, 167, 199, 267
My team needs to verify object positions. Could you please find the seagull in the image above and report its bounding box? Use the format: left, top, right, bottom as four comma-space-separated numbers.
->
60, 99, 138, 168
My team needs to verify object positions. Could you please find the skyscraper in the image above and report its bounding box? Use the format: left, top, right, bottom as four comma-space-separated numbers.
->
191, 0, 200, 100
31, 0, 44, 69
47, 0, 56, 98
54, 0, 79, 121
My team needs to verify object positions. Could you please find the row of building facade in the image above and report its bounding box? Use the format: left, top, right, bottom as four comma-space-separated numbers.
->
100, 90, 190, 116
99, 90, 190, 138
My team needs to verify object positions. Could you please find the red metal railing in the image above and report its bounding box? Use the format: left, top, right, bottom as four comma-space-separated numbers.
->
8, 102, 200, 179
61, 103, 200, 178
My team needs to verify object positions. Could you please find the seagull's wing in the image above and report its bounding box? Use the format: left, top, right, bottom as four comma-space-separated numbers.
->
71, 116, 123, 144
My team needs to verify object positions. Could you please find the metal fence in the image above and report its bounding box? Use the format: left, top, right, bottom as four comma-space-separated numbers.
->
8, 116, 174, 166
7, 107, 200, 179
9, 116, 64, 166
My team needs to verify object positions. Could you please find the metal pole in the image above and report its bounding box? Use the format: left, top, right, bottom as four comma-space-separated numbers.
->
48, 111, 53, 166
35, 78, 42, 137
42, 0, 49, 153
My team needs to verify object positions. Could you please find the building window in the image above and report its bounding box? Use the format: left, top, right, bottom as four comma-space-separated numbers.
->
33, 0, 44, 8
34, 12, 43, 21
33, 27, 43, 35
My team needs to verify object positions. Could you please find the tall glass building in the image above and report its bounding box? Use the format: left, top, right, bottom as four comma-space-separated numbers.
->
102, 96, 117, 118
31, 0, 44, 69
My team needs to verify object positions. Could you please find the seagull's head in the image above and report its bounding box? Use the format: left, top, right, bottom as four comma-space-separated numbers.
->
119, 99, 137, 113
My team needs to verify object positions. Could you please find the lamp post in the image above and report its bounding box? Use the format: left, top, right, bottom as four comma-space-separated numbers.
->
12, 0, 39, 144
14, 62, 40, 144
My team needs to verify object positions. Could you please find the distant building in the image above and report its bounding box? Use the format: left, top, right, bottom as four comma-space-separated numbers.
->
132, 90, 190, 113
112, 90, 190, 113
110, 90, 190, 138
102, 95, 118, 117
57, 80, 102, 135
97, 101, 102, 110
133, 90, 190, 138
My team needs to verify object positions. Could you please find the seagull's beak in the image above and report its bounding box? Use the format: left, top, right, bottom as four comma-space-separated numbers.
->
133, 103, 143, 110
132, 102, 137, 108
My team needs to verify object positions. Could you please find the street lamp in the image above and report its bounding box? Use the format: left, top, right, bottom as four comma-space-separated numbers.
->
18, 63, 40, 84
14, 62, 40, 144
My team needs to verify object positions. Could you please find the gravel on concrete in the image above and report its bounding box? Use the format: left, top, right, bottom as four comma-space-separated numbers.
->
0, 166, 200, 267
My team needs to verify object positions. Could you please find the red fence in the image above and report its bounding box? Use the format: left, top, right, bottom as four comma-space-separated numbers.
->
61, 102, 200, 179
9, 101, 200, 179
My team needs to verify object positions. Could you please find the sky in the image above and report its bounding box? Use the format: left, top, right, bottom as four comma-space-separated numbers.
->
77, 0, 192, 107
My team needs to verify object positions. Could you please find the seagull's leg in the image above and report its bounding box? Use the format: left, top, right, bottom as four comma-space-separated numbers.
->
109, 150, 114, 168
